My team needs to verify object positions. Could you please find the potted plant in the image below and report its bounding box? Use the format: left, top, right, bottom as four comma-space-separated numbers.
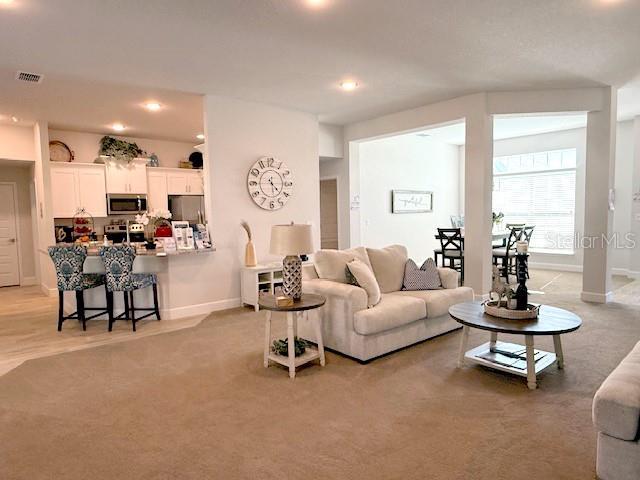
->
97, 136, 146, 163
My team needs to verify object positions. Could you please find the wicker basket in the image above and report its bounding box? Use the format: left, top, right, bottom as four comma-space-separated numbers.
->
483, 300, 539, 319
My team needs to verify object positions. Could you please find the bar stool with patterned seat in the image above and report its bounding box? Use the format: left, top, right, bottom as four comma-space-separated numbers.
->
99, 245, 161, 332
48, 245, 107, 331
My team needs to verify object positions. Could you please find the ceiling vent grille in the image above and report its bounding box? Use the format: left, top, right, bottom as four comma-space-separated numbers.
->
15, 71, 44, 83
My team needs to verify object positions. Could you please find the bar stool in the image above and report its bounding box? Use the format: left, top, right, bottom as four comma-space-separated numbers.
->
99, 245, 161, 332
48, 245, 108, 331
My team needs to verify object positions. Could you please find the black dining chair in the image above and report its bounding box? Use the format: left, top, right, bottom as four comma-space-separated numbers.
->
492, 226, 524, 282
437, 228, 464, 283
521, 225, 535, 278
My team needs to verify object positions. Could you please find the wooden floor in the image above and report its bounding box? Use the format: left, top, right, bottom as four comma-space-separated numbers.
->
0, 286, 206, 376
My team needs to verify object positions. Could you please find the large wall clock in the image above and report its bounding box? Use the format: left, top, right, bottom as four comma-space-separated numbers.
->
247, 157, 293, 210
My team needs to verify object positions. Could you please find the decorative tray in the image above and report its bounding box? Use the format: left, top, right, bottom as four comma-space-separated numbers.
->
483, 301, 539, 319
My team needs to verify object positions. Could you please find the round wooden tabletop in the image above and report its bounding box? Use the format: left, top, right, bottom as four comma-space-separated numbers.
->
449, 301, 582, 335
258, 293, 326, 312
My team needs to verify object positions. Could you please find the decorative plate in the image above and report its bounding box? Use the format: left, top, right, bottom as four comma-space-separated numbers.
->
49, 140, 75, 162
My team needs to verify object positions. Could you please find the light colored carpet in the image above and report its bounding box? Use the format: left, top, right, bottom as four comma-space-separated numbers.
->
1, 273, 639, 479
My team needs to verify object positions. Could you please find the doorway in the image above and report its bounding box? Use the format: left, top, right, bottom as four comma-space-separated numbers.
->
320, 178, 339, 249
0, 183, 20, 287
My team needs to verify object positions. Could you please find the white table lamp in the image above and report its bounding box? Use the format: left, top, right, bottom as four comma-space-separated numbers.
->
270, 223, 313, 301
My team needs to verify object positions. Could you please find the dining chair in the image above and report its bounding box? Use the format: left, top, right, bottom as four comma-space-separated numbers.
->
48, 245, 108, 331
521, 225, 535, 278
99, 245, 161, 332
492, 226, 524, 281
437, 228, 464, 283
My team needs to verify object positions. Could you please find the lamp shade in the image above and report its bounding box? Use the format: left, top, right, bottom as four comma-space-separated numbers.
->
270, 223, 314, 256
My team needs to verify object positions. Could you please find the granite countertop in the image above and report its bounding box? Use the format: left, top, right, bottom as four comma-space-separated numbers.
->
53, 243, 216, 257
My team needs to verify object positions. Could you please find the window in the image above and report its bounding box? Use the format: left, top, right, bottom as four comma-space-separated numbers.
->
493, 148, 577, 253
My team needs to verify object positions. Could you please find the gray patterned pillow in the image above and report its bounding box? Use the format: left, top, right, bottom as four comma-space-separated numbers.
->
402, 258, 442, 290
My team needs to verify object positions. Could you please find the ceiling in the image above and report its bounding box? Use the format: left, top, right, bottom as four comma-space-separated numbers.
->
0, 0, 639, 136
419, 114, 589, 146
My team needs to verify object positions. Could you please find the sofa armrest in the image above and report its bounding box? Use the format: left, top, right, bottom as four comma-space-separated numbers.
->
593, 343, 640, 441
437, 268, 459, 289
302, 279, 368, 314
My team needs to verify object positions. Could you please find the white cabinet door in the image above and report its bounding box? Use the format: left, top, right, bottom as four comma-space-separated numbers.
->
167, 172, 189, 195
187, 171, 204, 195
77, 166, 107, 217
128, 160, 148, 194
50, 166, 79, 218
147, 170, 168, 211
105, 161, 129, 194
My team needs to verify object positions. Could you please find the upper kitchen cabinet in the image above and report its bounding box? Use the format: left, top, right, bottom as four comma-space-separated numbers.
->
167, 169, 203, 195
105, 158, 148, 194
50, 163, 107, 218
147, 169, 169, 211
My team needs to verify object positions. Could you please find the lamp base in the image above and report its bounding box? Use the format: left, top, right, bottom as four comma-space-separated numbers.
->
282, 255, 302, 301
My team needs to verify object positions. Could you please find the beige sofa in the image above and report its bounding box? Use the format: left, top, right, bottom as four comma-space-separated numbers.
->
298, 245, 474, 362
593, 341, 640, 480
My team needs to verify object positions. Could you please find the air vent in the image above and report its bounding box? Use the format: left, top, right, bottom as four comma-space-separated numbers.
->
15, 71, 43, 83
416, 133, 431, 137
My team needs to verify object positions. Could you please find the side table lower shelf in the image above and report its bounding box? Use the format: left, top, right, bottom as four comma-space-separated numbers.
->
267, 346, 320, 369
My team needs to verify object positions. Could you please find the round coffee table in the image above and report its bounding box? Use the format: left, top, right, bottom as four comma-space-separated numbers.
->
449, 301, 582, 389
260, 293, 326, 379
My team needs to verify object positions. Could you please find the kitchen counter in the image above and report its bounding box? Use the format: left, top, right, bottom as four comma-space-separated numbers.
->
53, 244, 218, 320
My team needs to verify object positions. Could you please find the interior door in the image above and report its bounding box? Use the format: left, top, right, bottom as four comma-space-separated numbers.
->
0, 183, 20, 287
320, 179, 339, 249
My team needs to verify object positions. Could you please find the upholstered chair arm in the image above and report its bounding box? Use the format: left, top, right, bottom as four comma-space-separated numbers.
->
437, 268, 460, 289
302, 278, 368, 333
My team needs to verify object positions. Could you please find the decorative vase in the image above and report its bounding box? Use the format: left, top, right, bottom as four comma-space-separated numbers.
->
245, 240, 257, 267
282, 255, 302, 300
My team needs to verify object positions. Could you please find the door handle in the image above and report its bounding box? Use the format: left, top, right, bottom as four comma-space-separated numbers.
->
8, 238, 16, 243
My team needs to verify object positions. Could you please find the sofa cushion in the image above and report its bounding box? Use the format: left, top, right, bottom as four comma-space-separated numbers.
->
353, 293, 426, 336
346, 259, 381, 308
314, 247, 372, 284
593, 341, 640, 441
402, 258, 442, 290
366, 245, 408, 293
391, 287, 474, 318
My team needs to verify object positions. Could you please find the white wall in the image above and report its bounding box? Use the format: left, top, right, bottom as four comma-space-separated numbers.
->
358, 133, 460, 262
319, 123, 344, 159
48, 129, 196, 168
163, 95, 321, 310
0, 163, 37, 283
0, 124, 36, 161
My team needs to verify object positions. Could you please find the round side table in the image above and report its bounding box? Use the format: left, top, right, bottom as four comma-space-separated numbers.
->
259, 293, 326, 379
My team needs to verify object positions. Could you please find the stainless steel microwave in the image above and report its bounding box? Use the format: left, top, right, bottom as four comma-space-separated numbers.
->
107, 194, 147, 215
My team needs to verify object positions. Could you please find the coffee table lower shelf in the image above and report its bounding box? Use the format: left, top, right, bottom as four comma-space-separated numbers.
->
464, 341, 557, 383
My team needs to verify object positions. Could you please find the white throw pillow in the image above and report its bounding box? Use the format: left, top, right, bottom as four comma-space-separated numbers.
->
366, 245, 408, 293
346, 259, 381, 308
314, 247, 372, 284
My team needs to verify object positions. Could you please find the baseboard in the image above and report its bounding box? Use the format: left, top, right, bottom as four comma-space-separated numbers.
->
581, 291, 613, 303
20, 276, 37, 286
40, 284, 58, 297
530, 263, 639, 280
161, 297, 242, 320
529, 261, 583, 273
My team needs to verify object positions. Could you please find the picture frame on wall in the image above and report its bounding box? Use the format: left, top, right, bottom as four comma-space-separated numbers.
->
392, 190, 433, 213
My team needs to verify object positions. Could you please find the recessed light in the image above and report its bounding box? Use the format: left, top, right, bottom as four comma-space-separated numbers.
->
196, 133, 205, 140
339, 80, 359, 91
111, 123, 126, 132
305, 0, 328, 7
0, 0, 15, 6
144, 102, 162, 112
11, 115, 19, 123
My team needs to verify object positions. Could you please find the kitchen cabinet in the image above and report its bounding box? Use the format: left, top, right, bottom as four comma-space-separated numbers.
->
167, 169, 203, 195
105, 158, 148, 194
147, 169, 169, 211
50, 163, 107, 218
